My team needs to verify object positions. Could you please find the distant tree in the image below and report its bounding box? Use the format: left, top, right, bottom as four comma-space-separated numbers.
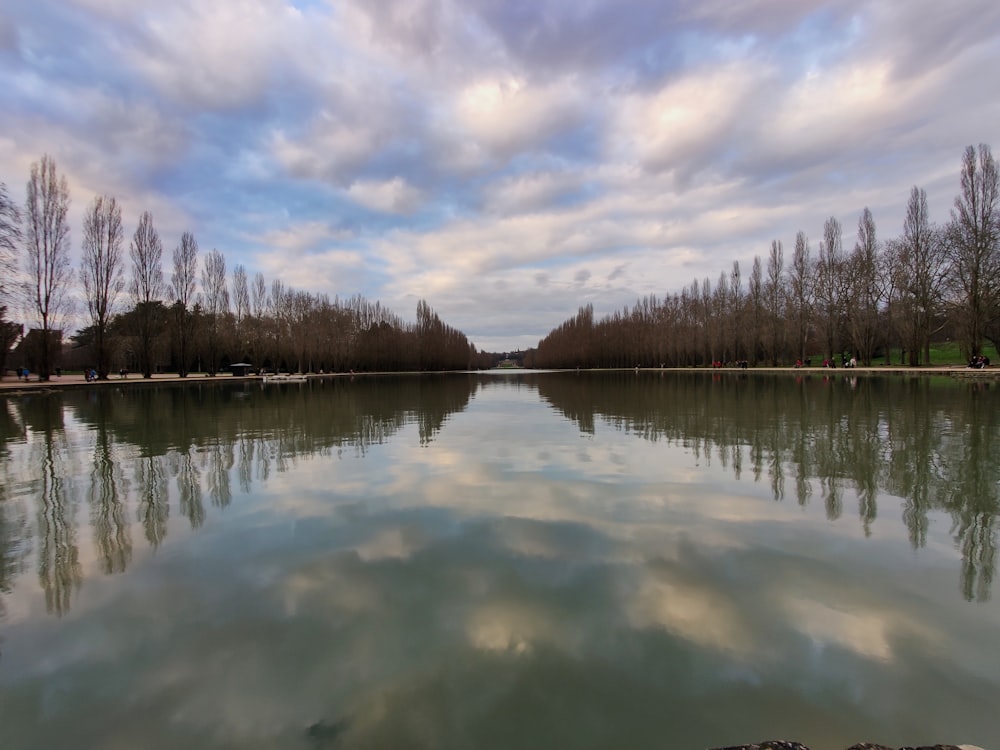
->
80, 195, 125, 379
231, 263, 250, 362
948, 144, 1000, 357
250, 271, 268, 368
0, 182, 21, 303
700, 277, 714, 365
748, 255, 764, 365
845, 207, 883, 365
815, 216, 845, 362
0, 182, 22, 377
129, 211, 165, 377
895, 188, 948, 365
269, 279, 290, 370
170, 231, 199, 376
765, 240, 785, 365
728, 260, 743, 361
200, 248, 229, 375
23, 155, 72, 381
788, 231, 813, 362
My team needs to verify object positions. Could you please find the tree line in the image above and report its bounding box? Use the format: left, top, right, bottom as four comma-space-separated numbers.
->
0, 156, 496, 381
526, 144, 1000, 369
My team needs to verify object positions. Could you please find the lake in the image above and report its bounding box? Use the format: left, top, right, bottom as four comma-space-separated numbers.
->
1, 371, 998, 749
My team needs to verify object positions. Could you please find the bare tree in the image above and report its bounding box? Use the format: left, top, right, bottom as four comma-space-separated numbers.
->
270, 278, 291, 370
897, 188, 949, 365
250, 271, 268, 368
748, 255, 764, 365
728, 260, 743, 362
788, 231, 813, 363
170, 231, 199, 377
0, 182, 21, 301
765, 240, 784, 365
24, 155, 73, 380
948, 144, 1000, 357
0, 182, 21, 378
845, 207, 883, 365
80, 195, 125, 379
815, 216, 845, 363
129, 211, 165, 377
231, 263, 250, 362
200, 248, 229, 375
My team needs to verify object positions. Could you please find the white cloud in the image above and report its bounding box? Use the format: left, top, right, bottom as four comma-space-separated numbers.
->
346, 177, 424, 215
271, 118, 380, 183
450, 74, 589, 162
255, 247, 367, 294
613, 62, 770, 176
482, 169, 585, 215
255, 221, 354, 254
120, 1, 312, 111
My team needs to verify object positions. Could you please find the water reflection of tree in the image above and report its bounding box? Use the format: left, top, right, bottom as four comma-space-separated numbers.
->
939, 386, 999, 602
172, 451, 203, 529
2, 376, 480, 615
0, 493, 31, 626
537, 371, 1000, 601
137, 453, 170, 544
207, 442, 233, 508
25, 396, 82, 615
88, 416, 131, 574
1, 401, 31, 622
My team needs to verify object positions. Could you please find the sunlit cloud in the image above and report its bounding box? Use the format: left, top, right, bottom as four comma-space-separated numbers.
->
255, 221, 355, 254
784, 599, 892, 661
346, 177, 425, 215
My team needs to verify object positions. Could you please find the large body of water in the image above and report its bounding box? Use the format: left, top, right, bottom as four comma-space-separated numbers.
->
1, 371, 998, 749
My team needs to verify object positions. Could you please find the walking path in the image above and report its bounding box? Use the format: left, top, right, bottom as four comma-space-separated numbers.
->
0, 365, 993, 392
0, 371, 262, 391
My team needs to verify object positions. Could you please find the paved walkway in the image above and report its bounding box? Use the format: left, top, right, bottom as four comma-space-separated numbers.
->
0, 365, 991, 392
0, 371, 263, 391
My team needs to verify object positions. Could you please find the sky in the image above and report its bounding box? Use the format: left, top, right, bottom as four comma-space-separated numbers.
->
1, 0, 999, 353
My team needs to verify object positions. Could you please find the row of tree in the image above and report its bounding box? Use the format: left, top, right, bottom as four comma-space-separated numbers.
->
0, 157, 497, 380
526, 144, 1000, 369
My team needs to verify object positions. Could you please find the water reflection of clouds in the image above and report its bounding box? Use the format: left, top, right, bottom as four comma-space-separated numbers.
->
4, 491, 999, 748
784, 599, 893, 661
251, 432, 992, 686
3, 377, 1000, 748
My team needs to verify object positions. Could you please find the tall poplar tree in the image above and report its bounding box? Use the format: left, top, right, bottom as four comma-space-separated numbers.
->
949, 144, 1000, 356
170, 231, 199, 376
847, 207, 882, 366
788, 231, 813, 363
24, 155, 72, 380
129, 211, 165, 377
0, 182, 21, 377
0, 182, 20, 300
200, 248, 229, 375
898, 188, 948, 365
765, 240, 785, 365
815, 217, 844, 362
80, 194, 125, 378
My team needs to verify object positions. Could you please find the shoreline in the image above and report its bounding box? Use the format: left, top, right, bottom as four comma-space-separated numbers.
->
0, 364, 995, 394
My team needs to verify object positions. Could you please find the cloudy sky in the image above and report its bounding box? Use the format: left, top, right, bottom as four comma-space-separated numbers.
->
1, 0, 998, 352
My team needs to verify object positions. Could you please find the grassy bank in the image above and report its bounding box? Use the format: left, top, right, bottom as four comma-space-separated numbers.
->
871, 341, 999, 367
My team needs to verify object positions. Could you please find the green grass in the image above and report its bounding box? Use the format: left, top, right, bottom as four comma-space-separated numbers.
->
877, 341, 999, 366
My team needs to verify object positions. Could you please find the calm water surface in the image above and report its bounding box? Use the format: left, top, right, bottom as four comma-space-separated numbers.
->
1, 372, 998, 750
